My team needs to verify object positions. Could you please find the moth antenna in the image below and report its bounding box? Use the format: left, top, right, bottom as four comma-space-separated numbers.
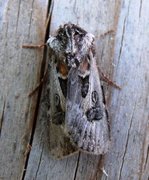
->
28, 68, 48, 97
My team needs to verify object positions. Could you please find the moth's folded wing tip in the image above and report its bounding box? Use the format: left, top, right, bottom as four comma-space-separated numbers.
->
48, 123, 78, 158
66, 112, 110, 155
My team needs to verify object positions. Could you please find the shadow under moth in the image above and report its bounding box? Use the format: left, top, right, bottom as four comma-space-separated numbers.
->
47, 23, 110, 158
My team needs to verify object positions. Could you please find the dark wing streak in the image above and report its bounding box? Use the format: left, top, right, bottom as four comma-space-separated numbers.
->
49, 59, 66, 119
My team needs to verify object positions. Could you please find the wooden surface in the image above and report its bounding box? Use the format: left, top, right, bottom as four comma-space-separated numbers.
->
0, 0, 149, 180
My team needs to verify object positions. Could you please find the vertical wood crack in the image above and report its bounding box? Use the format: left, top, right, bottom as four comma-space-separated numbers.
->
34, 144, 44, 179
28, 0, 35, 38
139, 0, 143, 18
0, 100, 6, 137
15, 0, 21, 34
144, 145, 149, 172
73, 152, 81, 180
118, 101, 137, 180
21, 1, 54, 179
117, 0, 131, 69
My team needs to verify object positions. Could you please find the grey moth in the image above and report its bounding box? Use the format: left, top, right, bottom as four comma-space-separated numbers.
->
47, 23, 110, 158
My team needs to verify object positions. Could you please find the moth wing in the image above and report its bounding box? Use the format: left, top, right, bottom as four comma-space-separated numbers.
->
48, 58, 78, 158
65, 53, 110, 155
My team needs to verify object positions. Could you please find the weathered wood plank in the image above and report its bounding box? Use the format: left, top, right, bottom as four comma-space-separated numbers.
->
0, 0, 48, 179
24, 0, 122, 180
1, 0, 149, 179
102, 0, 149, 179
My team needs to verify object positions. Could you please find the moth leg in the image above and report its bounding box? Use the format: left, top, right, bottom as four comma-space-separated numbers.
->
98, 30, 121, 88
22, 43, 46, 48
99, 30, 115, 39
22, 42, 48, 96
28, 68, 48, 97
22, 12, 51, 49
22, 2, 53, 49
98, 66, 121, 90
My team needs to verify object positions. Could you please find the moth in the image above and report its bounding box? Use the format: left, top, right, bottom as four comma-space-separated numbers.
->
47, 23, 110, 158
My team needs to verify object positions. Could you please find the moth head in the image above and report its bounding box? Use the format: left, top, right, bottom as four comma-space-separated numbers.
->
47, 23, 95, 67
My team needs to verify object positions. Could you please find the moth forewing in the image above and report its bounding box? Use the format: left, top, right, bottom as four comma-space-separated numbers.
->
48, 55, 78, 158
65, 50, 110, 154
89, 51, 110, 153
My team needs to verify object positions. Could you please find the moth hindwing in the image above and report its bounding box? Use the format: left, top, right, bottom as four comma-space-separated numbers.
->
47, 23, 110, 158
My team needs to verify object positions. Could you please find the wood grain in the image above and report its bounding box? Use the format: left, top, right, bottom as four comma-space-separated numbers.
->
0, 0, 48, 179
103, 0, 149, 179
0, 0, 148, 180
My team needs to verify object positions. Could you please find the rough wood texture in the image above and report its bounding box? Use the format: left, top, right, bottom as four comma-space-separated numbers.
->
0, 0, 149, 180
0, 0, 48, 179
103, 0, 149, 179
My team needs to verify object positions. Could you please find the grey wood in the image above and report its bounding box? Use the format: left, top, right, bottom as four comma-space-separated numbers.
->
102, 0, 149, 179
0, 0, 48, 179
0, 0, 149, 180
24, 0, 120, 180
